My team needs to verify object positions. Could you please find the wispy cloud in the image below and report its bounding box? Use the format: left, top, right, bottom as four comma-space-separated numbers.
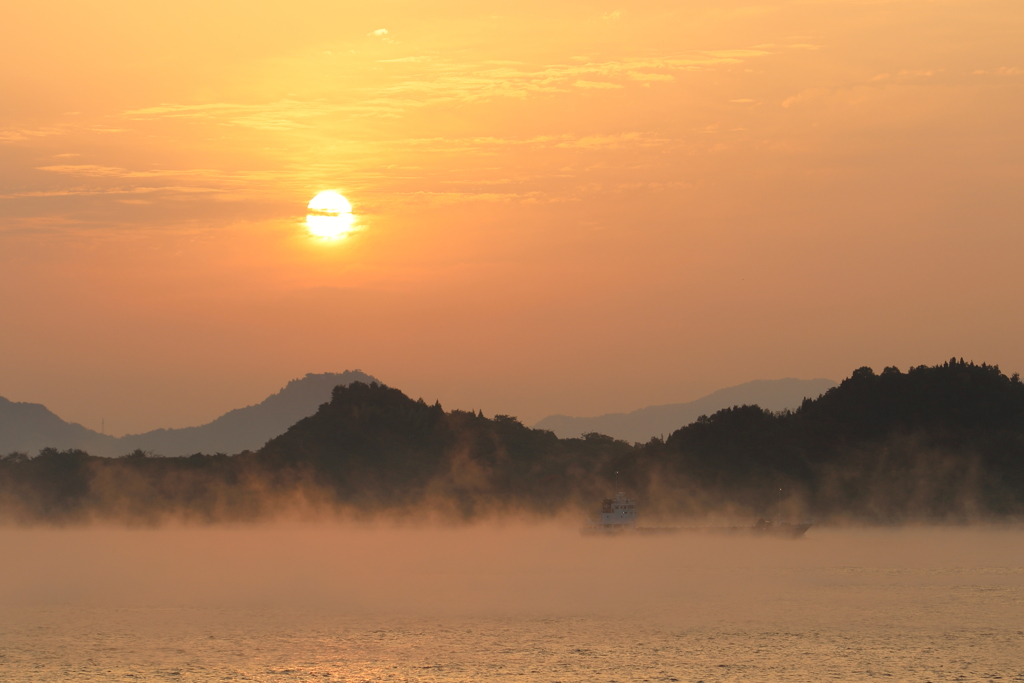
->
702, 49, 772, 59
122, 100, 363, 130
782, 88, 827, 108
119, 50, 773, 130
0, 186, 221, 200
394, 190, 554, 205
898, 69, 938, 78
37, 164, 182, 178
378, 56, 430, 63
0, 127, 66, 143
973, 66, 1022, 75
368, 28, 395, 44
627, 71, 674, 82
574, 80, 624, 89
1, 45, 778, 225
9, 164, 292, 206
555, 132, 665, 150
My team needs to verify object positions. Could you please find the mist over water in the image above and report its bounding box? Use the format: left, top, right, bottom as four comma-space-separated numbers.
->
2, 522, 1023, 681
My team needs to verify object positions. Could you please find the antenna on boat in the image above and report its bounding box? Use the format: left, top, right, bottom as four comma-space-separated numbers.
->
777, 487, 782, 524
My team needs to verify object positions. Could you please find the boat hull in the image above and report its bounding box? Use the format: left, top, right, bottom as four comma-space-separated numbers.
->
581, 523, 812, 538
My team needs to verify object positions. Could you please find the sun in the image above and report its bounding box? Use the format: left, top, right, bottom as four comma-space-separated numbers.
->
306, 190, 355, 238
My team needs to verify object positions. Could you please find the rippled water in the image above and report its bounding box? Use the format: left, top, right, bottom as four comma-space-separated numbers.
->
1, 524, 1022, 682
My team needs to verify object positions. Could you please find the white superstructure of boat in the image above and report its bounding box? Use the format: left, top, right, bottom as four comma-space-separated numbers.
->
581, 492, 637, 534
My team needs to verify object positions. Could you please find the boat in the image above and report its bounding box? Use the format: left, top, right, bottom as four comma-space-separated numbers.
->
580, 492, 638, 535
580, 492, 811, 537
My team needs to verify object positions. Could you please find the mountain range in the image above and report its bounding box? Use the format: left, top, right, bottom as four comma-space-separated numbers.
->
4, 359, 1023, 524
0, 371, 379, 457
3, 373, 837, 457
534, 378, 839, 442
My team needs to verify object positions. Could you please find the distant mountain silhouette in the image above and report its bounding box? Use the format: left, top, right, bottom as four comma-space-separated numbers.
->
0, 371, 379, 457
534, 378, 838, 442
0, 396, 119, 455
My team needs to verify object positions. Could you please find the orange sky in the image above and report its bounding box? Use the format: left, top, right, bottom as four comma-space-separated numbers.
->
1, 0, 1022, 435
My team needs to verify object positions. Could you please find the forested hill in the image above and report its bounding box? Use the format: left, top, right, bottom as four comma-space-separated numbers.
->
2, 359, 1023, 524
256, 383, 610, 515
645, 359, 1024, 519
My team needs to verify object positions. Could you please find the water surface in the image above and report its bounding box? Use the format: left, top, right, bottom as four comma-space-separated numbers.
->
1, 524, 1021, 681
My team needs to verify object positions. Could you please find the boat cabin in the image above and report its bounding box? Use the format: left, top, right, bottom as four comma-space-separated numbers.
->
587, 492, 637, 531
